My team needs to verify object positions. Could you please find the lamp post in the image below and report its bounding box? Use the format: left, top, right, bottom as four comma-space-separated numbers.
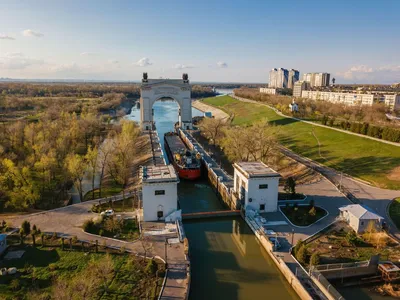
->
165, 238, 168, 269
291, 228, 295, 246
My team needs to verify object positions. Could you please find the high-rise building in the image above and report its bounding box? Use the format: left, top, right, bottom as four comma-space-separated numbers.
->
293, 81, 309, 97
302, 72, 330, 87
269, 68, 289, 88
288, 69, 299, 89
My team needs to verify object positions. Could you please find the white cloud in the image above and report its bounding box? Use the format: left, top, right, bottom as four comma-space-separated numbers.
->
0, 34, 15, 40
108, 59, 119, 64
338, 64, 400, 83
135, 57, 152, 67
173, 63, 194, 69
217, 61, 228, 68
0, 52, 44, 69
22, 29, 44, 38
80, 52, 97, 56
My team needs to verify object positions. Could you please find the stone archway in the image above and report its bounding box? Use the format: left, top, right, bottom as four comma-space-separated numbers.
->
140, 73, 192, 130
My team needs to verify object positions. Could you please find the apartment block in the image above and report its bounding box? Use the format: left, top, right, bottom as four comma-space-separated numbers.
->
260, 88, 277, 95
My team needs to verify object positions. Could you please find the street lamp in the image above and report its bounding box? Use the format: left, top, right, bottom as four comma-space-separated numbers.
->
291, 228, 295, 246
165, 238, 168, 269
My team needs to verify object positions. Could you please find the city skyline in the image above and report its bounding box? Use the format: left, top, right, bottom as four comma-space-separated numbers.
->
0, 0, 399, 83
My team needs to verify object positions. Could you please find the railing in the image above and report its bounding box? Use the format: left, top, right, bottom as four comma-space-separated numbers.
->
314, 260, 369, 271
310, 269, 345, 300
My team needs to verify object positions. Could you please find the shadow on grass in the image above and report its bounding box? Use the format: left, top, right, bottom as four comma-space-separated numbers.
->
1, 246, 60, 269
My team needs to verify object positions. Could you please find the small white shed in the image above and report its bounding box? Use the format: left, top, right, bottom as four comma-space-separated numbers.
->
339, 204, 383, 233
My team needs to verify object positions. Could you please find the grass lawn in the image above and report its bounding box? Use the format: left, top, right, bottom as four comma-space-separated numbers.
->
281, 205, 327, 226
84, 216, 140, 241
84, 181, 123, 201
203, 95, 400, 189
0, 239, 162, 299
389, 197, 400, 229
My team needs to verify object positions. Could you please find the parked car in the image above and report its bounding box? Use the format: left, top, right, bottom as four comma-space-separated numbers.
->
100, 209, 114, 217
269, 237, 281, 250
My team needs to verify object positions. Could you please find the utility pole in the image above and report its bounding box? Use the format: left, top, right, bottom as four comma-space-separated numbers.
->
291, 228, 295, 247
165, 237, 168, 269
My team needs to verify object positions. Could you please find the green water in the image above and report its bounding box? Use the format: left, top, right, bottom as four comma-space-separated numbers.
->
128, 101, 298, 300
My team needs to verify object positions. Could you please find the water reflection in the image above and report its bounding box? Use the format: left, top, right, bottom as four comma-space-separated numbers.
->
185, 217, 298, 300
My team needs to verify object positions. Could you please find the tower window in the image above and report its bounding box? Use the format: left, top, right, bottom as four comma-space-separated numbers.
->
259, 184, 268, 189
155, 190, 165, 195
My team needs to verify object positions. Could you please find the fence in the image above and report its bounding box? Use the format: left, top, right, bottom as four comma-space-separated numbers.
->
314, 260, 369, 271
310, 269, 344, 300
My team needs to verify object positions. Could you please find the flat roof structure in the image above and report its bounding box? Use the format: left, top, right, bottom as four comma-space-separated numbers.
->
140, 165, 178, 184
233, 162, 281, 179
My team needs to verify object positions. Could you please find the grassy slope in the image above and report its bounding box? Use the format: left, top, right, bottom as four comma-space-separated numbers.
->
203, 95, 400, 189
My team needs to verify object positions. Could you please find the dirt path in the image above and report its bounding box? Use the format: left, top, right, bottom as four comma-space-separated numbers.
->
192, 100, 230, 120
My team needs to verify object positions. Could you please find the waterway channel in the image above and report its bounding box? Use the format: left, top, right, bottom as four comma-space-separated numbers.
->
127, 100, 298, 300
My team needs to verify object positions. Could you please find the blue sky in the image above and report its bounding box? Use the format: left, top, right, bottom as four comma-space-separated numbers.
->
0, 0, 399, 83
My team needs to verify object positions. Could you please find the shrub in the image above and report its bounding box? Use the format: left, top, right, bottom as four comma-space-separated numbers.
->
309, 206, 317, 217
48, 263, 58, 271
52, 232, 57, 240
310, 253, 320, 266
99, 229, 104, 236
72, 236, 78, 244
21, 220, 31, 236
346, 230, 360, 246
309, 199, 315, 209
145, 259, 158, 275
293, 239, 304, 256
296, 245, 307, 265
10, 279, 21, 291
284, 177, 296, 195
83, 219, 96, 234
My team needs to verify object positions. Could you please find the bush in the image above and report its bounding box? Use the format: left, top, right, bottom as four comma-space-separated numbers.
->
72, 236, 78, 244
346, 230, 360, 246
145, 259, 158, 275
293, 239, 304, 256
21, 220, 31, 236
49, 263, 58, 271
10, 279, 21, 291
83, 219, 96, 234
296, 245, 307, 265
310, 253, 320, 266
99, 229, 104, 236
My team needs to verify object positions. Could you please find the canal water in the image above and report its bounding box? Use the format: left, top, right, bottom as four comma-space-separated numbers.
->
127, 100, 298, 300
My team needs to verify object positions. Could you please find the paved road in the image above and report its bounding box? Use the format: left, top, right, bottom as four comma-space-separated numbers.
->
229, 95, 400, 233
3, 192, 189, 299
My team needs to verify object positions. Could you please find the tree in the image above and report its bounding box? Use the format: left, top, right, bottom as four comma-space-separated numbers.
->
284, 177, 296, 195
85, 146, 98, 200
104, 217, 122, 234
365, 220, 377, 242
296, 245, 307, 264
0, 158, 39, 209
310, 253, 320, 266
65, 154, 87, 202
20, 220, 31, 237
198, 117, 227, 147
293, 239, 304, 256
97, 138, 113, 198
140, 235, 153, 261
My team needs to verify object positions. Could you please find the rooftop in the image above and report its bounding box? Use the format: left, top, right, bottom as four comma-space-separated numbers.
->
339, 204, 383, 220
233, 162, 281, 179
140, 165, 178, 183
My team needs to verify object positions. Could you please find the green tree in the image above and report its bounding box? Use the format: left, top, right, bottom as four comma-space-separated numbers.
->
284, 177, 296, 195
310, 253, 320, 266
293, 239, 304, 256
65, 154, 87, 202
20, 220, 31, 237
296, 245, 307, 265
85, 146, 99, 200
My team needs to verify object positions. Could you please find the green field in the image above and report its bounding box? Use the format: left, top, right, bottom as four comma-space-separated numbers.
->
203, 95, 400, 189
0, 243, 161, 299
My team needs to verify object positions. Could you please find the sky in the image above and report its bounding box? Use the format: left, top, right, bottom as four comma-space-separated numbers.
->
0, 0, 399, 83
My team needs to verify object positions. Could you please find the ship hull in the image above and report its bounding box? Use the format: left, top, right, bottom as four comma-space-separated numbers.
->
164, 133, 201, 181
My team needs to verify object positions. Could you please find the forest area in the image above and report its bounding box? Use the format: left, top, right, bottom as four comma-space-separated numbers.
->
0, 82, 181, 213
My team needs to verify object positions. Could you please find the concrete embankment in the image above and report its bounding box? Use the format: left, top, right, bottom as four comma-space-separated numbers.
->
178, 129, 238, 210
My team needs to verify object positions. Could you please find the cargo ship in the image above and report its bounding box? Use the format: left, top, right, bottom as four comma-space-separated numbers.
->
164, 132, 201, 180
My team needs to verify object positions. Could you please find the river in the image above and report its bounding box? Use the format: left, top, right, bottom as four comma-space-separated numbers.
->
126, 100, 298, 300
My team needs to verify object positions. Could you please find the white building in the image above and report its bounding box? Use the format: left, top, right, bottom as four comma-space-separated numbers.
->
293, 81, 309, 97
301, 90, 377, 106
140, 165, 180, 222
302, 72, 330, 87
260, 87, 277, 95
288, 69, 300, 89
269, 68, 288, 88
384, 94, 400, 111
233, 162, 281, 213
289, 99, 299, 112
339, 204, 383, 234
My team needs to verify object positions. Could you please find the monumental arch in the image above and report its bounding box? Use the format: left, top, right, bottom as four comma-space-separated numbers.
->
140, 73, 193, 130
